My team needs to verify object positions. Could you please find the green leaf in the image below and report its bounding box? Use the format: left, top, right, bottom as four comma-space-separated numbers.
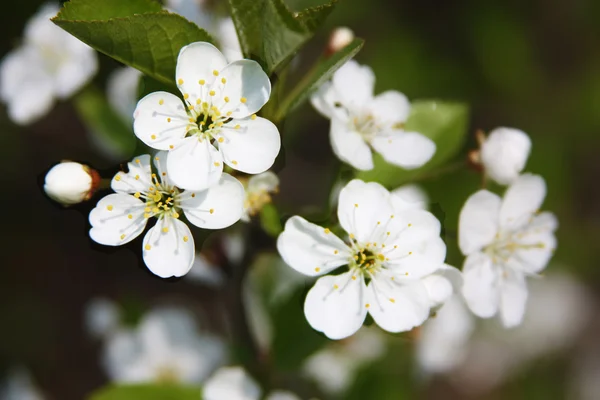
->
57, 0, 162, 20
275, 38, 364, 121
357, 101, 470, 187
53, 7, 215, 85
228, 0, 337, 74
89, 384, 201, 400
74, 87, 136, 159
260, 203, 283, 237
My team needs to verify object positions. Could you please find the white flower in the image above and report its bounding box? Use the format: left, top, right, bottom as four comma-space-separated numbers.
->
480, 127, 531, 185
103, 307, 225, 384
277, 179, 447, 340
217, 18, 244, 63
328, 27, 355, 53
0, 3, 97, 125
390, 183, 429, 211
0, 368, 45, 400
85, 298, 121, 339
303, 327, 386, 394
311, 60, 435, 171
203, 366, 302, 400
44, 161, 99, 206
107, 66, 142, 123
88, 152, 245, 278
458, 173, 557, 327
241, 171, 279, 222
133, 42, 280, 191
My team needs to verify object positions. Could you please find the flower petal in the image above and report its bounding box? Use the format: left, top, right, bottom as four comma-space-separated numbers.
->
247, 171, 279, 193
219, 116, 280, 174
331, 60, 375, 110
337, 179, 394, 244
366, 276, 430, 333
458, 190, 501, 255
499, 173, 547, 230
214, 60, 271, 118
330, 118, 374, 170
181, 173, 245, 229
367, 90, 411, 126
277, 216, 350, 277
176, 42, 228, 99
203, 366, 262, 400
510, 212, 557, 274
422, 264, 462, 308
89, 194, 147, 246
481, 127, 531, 185
461, 252, 500, 318
133, 92, 189, 150
390, 184, 428, 212
385, 237, 447, 280
166, 137, 223, 191
111, 154, 152, 194
371, 131, 436, 169
304, 272, 368, 340
499, 270, 528, 328
142, 217, 195, 278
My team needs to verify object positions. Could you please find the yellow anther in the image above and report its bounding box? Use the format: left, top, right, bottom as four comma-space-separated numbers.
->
209, 90, 216, 96
218, 137, 224, 143
178, 79, 184, 85
145, 244, 151, 250
377, 221, 381, 225
209, 208, 214, 214
315, 267, 321, 272
389, 298, 396, 303
408, 223, 412, 227
196, 99, 201, 105
135, 159, 140, 164
251, 114, 257, 120
350, 233, 355, 239
209, 124, 215, 129
155, 156, 160, 161
354, 203, 358, 208
377, 254, 385, 261
162, 172, 167, 176
365, 303, 370, 309
184, 93, 189, 100
188, 105, 194, 111
191, 193, 196, 198
167, 118, 171, 123
151, 134, 157, 140
224, 96, 230, 103
240, 97, 247, 103
334, 284, 339, 289
232, 160, 238, 165
214, 162, 220, 167
394, 245, 398, 249
221, 77, 227, 84
354, 255, 359, 260
115, 175, 121, 181
183, 236, 189, 242
134, 192, 141, 198
235, 124, 241, 129
199, 79, 205, 85
144, 207, 151, 212
162, 227, 169, 233
390, 214, 395, 218
408, 251, 413, 255
159, 99, 164, 105
169, 145, 174, 149
189, 118, 195, 123
107, 205, 113, 211
227, 111, 232, 116
391, 277, 395, 281
334, 250, 339, 254
120, 234, 126, 240
213, 70, 219, 76
386, 231, 390, 236
144, 213, 151, 219
135, 174, 140, 180
373, 242, 377, 247
324, 228, 331, 234
352, 275, 357, 280
152, 207, 160, 213
173, 212, 180, 218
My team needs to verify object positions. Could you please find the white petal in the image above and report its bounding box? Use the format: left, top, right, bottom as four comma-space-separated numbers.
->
331, 60, 375, 110
142, 218, 195, 278
499, 270, 528, 328
219, 116, 280, 174
337, 179, 394, 243
133, 92, 189, 150
330, 117, 373, 170
458, 190, 501, 255
44, 161, 93, 205
176, 42, 228, 99
371, 131, 436, 169
107, 67, 142, 122
461, 252, 500, 318
367, 91, 411, 126
166, 137, 223, 191
276, 216, 350, 277
304, 272, 368, 340
89, 194, 147, 246
203, 366, 261, 400
422, 273, 454, 308
481, 127, 531, 185
390, 184, 428, 212
247, 171, 279, 193
111, 154, 152, 194
310, 81, 337, 119
511, 212, 557, 274
214, 60, 271, 118
181, 173, 245, 229
265, 391, 301, 400
366, 276, 430, 333
217, 18, 244, 63
53, 43, 98, 99
499, 173, 547, 230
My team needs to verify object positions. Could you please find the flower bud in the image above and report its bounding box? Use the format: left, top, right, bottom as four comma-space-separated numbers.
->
44, 161, 100, 206
480, 127, 531, 185
327, 27, 355, 54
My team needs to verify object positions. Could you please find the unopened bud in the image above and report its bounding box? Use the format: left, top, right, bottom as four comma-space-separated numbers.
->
480, 127, 531, 185
327, 27, 355, 54
44, 161, 100, 206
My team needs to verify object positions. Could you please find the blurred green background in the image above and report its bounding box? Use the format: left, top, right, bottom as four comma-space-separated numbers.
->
0, 0, 599, 399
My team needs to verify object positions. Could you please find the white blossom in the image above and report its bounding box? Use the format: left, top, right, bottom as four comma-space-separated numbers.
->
133, 42, 280, 191
390, 183, 429, 211
241, 171, 279, 222
103, 307, 225, 384
107, 66, 142, 123
311, 60, 435, 171
85, 298, 121, 339
0, 368, 44, 400
44, 161, 98, 206
88, 153, 244, 278
328, 27, 355, 53
458, 174, 557, 327
480, 127, 532, 185
0, 3, 97, 124
277, 179, 447, 340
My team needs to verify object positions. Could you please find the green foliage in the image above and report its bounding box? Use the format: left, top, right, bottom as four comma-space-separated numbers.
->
74, 87, 136, 158
89, 384, 201, 400
275, 38, 365, 121
357, 101, 470, 187
260, 203, 283, 237
228, 0, 337, 74
53, 0, 215, 85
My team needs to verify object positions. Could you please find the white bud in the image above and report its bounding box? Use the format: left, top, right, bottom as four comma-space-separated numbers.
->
480, 127, 531, 185
44, 161, 98, 205
328, 27, 355, 53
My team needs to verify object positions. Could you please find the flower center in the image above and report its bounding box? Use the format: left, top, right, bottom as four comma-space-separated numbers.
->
351, 113, 380, 140
185, 102, 231, 142
484, 229, 547, 264
349, 245, 386, 275
135, 173, 182, 220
